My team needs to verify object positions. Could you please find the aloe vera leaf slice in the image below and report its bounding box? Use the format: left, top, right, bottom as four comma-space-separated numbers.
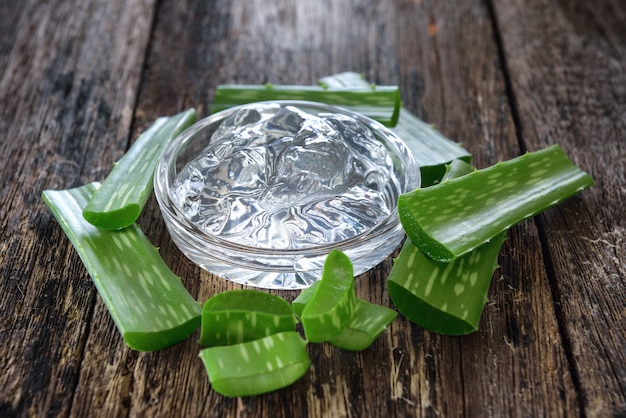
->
317, 71, 371, 89
388, 231, 507, 335
318, 72, 472, 186
326, 299, 398, 351
388, 158, 503, 335
211, 84, 401, 127
293, 282, 397, 351
292, 280, 320, 319
42, 183, 201, 351
199, 290, 298, 347
398, 144, 594, 262
441, 158, 477, 181
300, 250, 358, 343
83, 108, 197, 230
199, 331, 310, 397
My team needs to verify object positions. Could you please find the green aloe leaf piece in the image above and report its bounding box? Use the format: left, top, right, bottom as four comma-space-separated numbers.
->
42, 183, 201, 351
292, 280, 320, 319
317, 71, 372, 89
323, 299, 398, 351
300, 250, 358, 343
399, 144, 594, 263
440, 157, 477, 181
293, 281, 397, 351
83, 108, 197, 230
211, 83, 401, 126
199, 331, 310, 397
388, 159, 505, 335
388, 231, 507, 335
199, 290, 298, 347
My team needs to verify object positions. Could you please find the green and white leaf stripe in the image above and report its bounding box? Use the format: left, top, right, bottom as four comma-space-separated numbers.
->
43, 183, 201, 351
398, 144, 594, 263
211, 84, 401, 127
199, 331, 310, 397
300, 250, 358, 343
199, 290, 298, 347
388, 231, 506, 335
83, 108, 197, 230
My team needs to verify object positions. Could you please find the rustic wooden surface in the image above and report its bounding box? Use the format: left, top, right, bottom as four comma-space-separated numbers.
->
1, 0, 624, 416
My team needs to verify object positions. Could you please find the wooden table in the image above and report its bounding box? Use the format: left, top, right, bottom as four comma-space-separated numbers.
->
1, 0, 624, 416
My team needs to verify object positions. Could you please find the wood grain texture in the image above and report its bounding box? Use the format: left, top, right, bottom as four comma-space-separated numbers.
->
0, 0, 623, 417
0, 0, 156, 416
492, 0, 626, 415
392, 1, 578, 416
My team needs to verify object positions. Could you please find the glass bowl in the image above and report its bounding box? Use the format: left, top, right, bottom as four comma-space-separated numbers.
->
154, 101, 420, 289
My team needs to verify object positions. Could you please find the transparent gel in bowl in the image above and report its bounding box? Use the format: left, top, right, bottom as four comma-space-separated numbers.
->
154, 101, 419, 289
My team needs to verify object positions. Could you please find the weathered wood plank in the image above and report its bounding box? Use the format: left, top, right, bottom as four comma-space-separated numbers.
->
393, 1, 579, 416
0, 0, 157, 416
103, 0, 578, 417
2, 0, 622, 416
130, 1, 407, 417
492, 0, 626, 415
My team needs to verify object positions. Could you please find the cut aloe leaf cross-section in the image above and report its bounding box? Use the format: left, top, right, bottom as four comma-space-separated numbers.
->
199, 331, 310, 397
293, 281, 398, 351
388, 158, 505, 335
388, 231, 507, 335
300, 250, 358, 343
83, 108, 197, 230
440, 157, 477, 181
398, 144, 594, 263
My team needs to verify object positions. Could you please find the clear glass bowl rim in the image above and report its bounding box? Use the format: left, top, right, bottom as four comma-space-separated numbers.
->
154, 100, 420, 267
